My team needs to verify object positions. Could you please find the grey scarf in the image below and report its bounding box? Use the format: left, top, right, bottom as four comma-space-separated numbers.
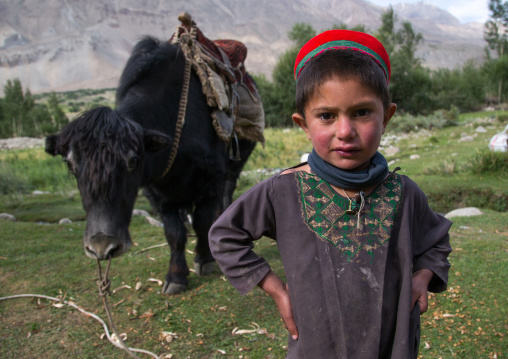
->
307, 149, 388, 190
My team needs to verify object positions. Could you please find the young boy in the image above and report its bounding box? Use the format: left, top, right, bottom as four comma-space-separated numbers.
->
209, 30, 452, 358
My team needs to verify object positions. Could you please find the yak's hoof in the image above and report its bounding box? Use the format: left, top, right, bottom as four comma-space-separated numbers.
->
162, 281, 187, 295
194, 261, 215, 276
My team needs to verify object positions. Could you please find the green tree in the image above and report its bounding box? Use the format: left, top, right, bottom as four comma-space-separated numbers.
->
485, 0, 508, 56
0, 79, 56, 138
376, 8, 429, 114
258, 23, 317, 127
375, 6, 397, 55
47, 92, 68, 131
430, 62, 485, 112
330, 22, 367, 33
288, 23, 316, 49
484, 0, 508, 102
2, 79, 27, 137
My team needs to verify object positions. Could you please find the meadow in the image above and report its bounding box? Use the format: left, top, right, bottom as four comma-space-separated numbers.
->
0, 111, 507, 358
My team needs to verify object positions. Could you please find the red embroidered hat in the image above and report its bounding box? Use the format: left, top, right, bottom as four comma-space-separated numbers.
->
294, 29, 391, 83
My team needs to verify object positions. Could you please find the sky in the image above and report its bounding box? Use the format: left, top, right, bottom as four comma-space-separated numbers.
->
368, 0, 490, 24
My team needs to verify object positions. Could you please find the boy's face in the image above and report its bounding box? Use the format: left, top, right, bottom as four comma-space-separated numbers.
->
293, 77, 397, 172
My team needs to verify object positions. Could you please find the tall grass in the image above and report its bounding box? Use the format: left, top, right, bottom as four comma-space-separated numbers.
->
0, 148, 76, 194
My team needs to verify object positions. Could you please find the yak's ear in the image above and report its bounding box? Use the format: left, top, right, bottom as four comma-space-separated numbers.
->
45, 135, 59, 156
143, 130, 172, 153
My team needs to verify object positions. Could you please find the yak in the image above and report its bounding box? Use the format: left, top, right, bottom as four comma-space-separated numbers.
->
45, 35, 258, 294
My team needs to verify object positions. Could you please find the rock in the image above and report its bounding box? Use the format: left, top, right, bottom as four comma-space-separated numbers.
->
458, 136, 474, 142
384, 146, 400, 156
146, 216, 163, 227
410, 154, 420, 160
0, 213, 16, 221
445, 207, 484, 219
33, 190, 51, 195
475, 126, 487, 133
0, 137, 45, 150
133, 209, 150, 217
59, 218, 72, 224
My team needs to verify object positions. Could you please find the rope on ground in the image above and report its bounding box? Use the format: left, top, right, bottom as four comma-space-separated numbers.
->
0, 293, 160, 359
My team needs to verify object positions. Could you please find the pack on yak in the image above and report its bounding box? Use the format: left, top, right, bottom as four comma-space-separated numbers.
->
45, 14, 265, 294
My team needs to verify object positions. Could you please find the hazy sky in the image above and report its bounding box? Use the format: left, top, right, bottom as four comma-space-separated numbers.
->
368, 0, 490, 24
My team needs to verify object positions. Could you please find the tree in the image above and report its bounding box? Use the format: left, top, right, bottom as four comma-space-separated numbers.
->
47, 92, 68, 131
484, 0, 508, 102
375, 8, 429, 114
485, 0, 508, 56
330, 23, 367, 33
2, 79, 28, 137
0, 79, 56, 138
258, 23, 317, 127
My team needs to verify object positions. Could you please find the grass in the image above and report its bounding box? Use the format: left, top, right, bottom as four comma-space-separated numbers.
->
0, 111, 507, 358
1, 210, 506, 358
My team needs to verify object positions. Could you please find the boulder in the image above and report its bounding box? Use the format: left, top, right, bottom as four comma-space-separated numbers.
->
0, 213, 16, 221
445, 207, 483, 219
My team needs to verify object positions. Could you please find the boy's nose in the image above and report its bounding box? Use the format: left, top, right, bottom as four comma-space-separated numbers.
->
335, 117, 356, 140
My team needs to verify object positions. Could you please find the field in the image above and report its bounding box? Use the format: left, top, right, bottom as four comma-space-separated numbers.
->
0, 111, 507, 358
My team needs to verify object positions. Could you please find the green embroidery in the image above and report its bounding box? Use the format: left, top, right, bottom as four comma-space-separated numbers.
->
297, 172, 403, 261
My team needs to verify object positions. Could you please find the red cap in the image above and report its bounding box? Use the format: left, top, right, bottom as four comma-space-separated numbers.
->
294, 30, 391, 83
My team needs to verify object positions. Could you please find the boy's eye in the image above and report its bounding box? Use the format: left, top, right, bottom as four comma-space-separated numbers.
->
319, 113, 334, 121
355, 109, 371, 117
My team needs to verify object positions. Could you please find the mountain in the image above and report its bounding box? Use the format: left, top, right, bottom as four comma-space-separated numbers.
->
0, 0, 487, 95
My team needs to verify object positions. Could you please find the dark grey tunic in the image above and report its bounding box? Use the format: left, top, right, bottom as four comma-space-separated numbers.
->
209, 170, 452, 359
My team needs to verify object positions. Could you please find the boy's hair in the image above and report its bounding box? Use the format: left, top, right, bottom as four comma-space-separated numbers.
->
295, 49, 391, 116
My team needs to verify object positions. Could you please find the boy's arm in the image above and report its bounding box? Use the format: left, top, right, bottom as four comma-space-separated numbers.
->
209, 177, 276, 295
258, 270, 298, 340
411, 268, 434, 313
407, 178, 453, 293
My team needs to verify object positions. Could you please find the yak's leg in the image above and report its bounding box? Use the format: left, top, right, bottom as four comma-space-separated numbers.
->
192, 198, 220, 276
160, 207, 189, 295
223, 139, 257, 208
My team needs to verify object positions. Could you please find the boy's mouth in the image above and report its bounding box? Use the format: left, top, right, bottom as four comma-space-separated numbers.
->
333, 146, 360, 156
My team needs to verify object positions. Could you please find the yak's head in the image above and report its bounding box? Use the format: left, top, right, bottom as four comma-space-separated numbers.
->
46, 106, 171, 260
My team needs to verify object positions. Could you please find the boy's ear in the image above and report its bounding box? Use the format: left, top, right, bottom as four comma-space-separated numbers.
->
292, 113, 311, 139
382, 103, 397, 133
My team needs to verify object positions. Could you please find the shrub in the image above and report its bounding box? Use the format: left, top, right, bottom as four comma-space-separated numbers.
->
0, 164, 33, 194
466, 149, 508, 175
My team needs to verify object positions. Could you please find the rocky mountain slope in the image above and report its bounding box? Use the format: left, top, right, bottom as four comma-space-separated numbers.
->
0, 0, 487, 95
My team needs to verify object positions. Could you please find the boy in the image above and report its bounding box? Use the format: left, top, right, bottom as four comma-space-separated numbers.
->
209, 30, 452, 358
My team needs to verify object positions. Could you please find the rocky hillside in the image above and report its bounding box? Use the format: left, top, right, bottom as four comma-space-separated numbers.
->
0, 0, 487, 95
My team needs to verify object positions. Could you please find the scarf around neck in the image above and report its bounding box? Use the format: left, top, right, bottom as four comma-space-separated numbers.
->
307, 148, 389, 190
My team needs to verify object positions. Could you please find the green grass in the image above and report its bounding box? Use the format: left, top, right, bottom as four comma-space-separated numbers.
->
0, 112, 507, 358
1, 210, 506, 358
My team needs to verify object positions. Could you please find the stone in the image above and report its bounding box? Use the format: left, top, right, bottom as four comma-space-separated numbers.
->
410, 154, 420, 160
445, 207, 483, 219
458, 136, 474, 142
475, 126, 487, 133
0, 213, 16, 221
146, 216, 163, 227
384, 146, 400, 156
59, 218, 72, 224
132, 209, 150, 217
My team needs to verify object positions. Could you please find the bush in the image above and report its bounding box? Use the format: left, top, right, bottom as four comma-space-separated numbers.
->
0, 164, 33, 194
466, 149, 508, 175
387, 111, 458, 133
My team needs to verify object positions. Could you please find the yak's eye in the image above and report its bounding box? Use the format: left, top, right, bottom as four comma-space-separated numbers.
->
127, 156, 138, 171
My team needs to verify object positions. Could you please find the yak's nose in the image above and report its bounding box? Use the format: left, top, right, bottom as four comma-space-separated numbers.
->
85, 232, 126, 260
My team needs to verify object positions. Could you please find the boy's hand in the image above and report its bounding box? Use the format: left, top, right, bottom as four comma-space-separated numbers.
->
258, 270, 298, 340
411, 268, 434, 313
